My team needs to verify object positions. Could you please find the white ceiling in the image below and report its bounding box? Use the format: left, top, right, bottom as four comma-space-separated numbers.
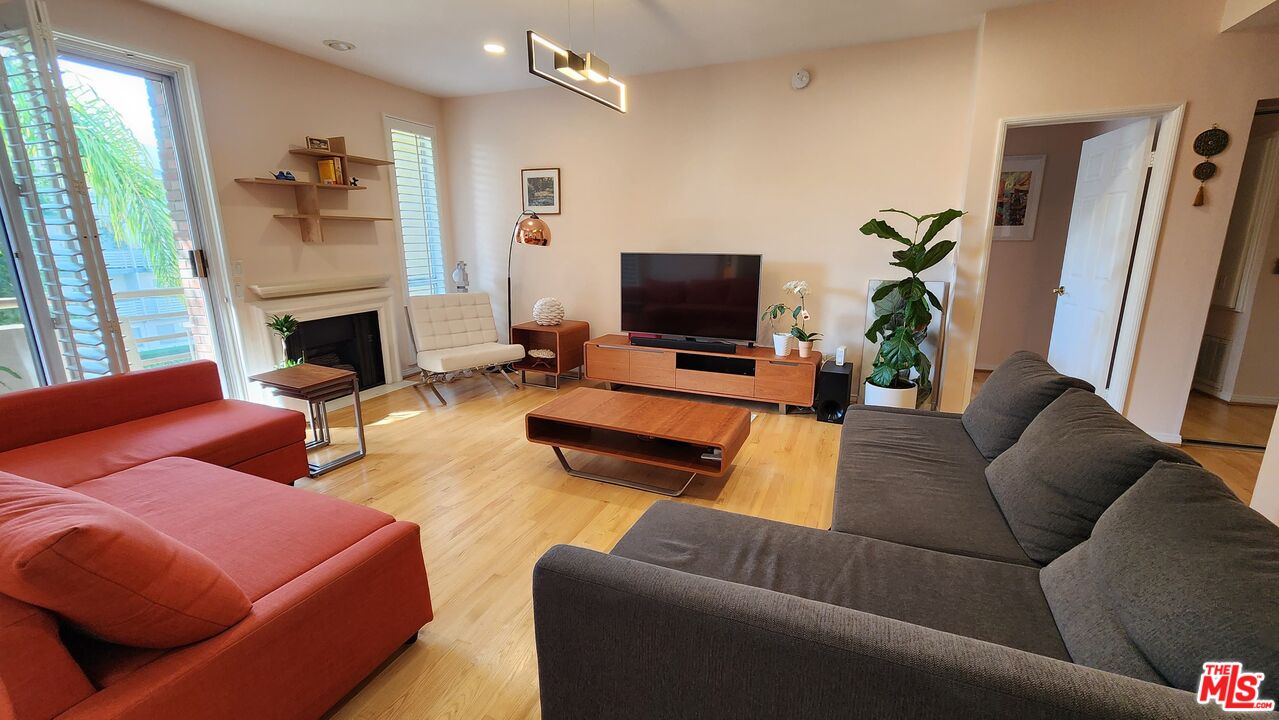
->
137, 0, 1042, 97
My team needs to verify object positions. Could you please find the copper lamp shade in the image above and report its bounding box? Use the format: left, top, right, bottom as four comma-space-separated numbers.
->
516, 214, 552, 246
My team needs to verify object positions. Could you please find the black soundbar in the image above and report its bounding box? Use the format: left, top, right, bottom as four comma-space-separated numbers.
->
630, 335, 739, 355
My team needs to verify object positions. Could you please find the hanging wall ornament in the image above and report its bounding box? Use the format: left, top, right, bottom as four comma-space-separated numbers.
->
1192, 125, 1229, 207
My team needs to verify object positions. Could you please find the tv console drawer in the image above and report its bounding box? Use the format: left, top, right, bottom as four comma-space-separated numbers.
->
586, 344, 630, 382
629, 347, 675, 386
676, 368, 754, 397
755, 358, 815, 404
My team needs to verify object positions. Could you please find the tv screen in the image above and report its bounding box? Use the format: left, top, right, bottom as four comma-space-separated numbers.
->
620, 253, 762, 342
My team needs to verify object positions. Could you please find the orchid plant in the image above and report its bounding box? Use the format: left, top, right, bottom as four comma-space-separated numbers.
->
761, 280, 822, 343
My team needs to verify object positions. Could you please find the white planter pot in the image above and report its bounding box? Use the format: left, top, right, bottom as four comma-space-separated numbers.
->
863, 380, 918, 409
797, 340, 814, 358
772, 332, 791, 356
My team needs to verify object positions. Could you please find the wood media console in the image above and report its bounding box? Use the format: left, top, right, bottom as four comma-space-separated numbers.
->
583, 334, 820, 412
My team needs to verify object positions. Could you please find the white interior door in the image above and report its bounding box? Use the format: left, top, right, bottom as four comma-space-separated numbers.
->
1047, 118, 1158, 406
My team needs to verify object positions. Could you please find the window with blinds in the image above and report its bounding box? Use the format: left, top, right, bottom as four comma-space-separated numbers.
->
388, 123, 446, 296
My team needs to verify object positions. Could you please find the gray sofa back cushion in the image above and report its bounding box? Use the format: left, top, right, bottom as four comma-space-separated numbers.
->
962, 351, 1094, 461
986, 388, 1196, 564
1041, 461, 1279, 692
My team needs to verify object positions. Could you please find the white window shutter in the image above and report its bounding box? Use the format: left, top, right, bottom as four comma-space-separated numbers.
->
0, 0, 124, 380
388, 125, 446, 296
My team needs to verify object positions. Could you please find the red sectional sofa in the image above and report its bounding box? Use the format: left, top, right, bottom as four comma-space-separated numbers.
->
0, 360, 308, 485
0, 363, 433, 720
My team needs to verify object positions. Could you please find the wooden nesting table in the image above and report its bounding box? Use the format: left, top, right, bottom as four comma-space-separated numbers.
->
525, 387, 751, 496
250, 363, 366, 477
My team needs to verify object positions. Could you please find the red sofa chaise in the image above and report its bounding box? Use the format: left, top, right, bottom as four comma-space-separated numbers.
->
0, 363, 433, 720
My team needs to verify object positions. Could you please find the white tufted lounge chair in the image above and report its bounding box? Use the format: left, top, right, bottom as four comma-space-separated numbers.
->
405, 293, 525, 404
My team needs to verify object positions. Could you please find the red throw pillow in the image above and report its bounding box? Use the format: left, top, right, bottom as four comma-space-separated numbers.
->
0, 593, 95, 720
0, 471, 251, 648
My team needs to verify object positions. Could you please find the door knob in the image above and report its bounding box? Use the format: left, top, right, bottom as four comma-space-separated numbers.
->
1052, 286, 1066, 296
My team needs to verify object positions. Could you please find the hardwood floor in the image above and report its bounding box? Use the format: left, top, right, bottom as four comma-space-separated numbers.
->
309, 374, 841, 719
1180, 390, 1275, 448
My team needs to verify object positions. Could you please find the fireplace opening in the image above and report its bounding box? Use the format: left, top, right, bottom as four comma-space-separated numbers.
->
285, 311, 385, 390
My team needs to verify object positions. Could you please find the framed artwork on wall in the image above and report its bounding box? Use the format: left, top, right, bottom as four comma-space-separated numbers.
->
522, 167, 561, 214
994, 154, 1045, 241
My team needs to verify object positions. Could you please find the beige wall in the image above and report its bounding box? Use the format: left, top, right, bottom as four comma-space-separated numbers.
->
1253, 418, 1279, 522
943, 0, 1279, 445
443, 31, 977, 377
46, 0, 446, 377
975, 121, 1108, 369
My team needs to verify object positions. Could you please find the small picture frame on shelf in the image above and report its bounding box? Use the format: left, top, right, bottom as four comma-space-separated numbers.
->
522, 167, 561, 215
305, 136, 331, 152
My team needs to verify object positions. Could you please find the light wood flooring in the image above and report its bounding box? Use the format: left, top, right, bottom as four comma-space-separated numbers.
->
1181, 390, 1275, 448
310, 374, 841, 719
310, 372, 1265, 718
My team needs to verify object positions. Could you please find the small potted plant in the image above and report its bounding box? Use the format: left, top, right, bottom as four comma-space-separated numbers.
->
784, 280, 822, 358
761, 281, 822, 357
266, 313, 302, 368
760, 300, 793, 356
860, 208, 963, 408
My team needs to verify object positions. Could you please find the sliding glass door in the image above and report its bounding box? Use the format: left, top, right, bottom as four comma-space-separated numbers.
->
57, 54, 223, 373
0, 0, 231, 395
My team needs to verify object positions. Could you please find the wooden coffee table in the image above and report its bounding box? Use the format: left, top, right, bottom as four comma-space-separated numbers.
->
525, 387, 751, 496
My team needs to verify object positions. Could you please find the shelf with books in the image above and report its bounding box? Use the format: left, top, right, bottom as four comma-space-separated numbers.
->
236, 136, 393, 243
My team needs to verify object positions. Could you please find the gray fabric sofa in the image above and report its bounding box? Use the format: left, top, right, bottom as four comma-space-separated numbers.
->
533, 352, 1279, 719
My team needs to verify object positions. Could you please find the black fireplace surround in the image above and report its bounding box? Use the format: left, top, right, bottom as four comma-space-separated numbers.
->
285, 311, 385, 390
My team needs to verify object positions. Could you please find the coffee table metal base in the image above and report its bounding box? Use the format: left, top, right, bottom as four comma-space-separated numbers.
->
550, 446, 697, 497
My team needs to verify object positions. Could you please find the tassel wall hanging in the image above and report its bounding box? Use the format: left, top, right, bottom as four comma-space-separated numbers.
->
1192, 125, 1230, 206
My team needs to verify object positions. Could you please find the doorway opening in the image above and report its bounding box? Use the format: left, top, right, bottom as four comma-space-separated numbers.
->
1179, 99, 1279, 501
972, 111, 1175, 414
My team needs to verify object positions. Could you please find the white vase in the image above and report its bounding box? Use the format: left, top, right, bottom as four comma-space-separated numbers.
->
772, 332, 791, 356
863, 380, 918, 409
798, 340, 814, 358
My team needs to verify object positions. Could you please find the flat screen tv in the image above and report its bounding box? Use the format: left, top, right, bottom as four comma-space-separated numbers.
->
620, 252, 762, 343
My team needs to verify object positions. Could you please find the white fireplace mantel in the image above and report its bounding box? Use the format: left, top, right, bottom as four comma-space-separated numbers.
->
245, 286, 402, 404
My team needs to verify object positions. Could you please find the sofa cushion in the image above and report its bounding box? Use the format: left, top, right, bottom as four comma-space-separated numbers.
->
75, 458, 395, 601
0, 399, 305, 488
0, 593, 96, 720
833, 406, 1034, 566
962, 351, 1094, 460
1041, 462, 1279, 691
0, 471, 251, 648
416, 342, 526, 373
614, 501, 1070, 661
986, 389, 1196, 564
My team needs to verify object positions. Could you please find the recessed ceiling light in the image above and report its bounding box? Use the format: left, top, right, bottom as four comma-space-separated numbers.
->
323, 39, 356, 52
483, 42, 506, 55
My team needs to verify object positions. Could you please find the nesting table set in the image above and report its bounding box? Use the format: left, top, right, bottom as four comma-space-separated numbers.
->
250, 363, 367, 477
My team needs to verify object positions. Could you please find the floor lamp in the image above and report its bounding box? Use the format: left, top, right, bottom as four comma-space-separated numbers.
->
506, 212, 552, 341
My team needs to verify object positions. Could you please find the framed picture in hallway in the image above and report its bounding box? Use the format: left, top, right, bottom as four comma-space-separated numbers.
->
994, 154, 1045, 241
522, 167, 561, 214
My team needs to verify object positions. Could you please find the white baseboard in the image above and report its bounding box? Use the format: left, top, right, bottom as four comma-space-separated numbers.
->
1151, 431, 1184, 445
1191, 380, 1229, 401
1227, 393, 1279, 406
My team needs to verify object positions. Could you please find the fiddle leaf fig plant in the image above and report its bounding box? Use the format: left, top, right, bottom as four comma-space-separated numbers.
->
860, 208, 964, 403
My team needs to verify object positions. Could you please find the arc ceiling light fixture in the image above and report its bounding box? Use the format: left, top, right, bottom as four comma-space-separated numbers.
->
527, 0, 626, 112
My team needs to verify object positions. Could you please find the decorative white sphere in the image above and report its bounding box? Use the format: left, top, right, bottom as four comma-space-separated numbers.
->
532, 297, 565, 326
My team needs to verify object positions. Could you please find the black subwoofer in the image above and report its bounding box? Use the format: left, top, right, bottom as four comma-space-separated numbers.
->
815, 360, 853, 424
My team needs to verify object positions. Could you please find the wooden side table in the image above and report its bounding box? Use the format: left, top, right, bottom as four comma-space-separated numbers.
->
250, 363, 366, 476
510, 320, 590, 389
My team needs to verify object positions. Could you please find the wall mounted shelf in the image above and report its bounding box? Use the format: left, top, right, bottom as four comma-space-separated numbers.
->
235, 136, 393, 243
